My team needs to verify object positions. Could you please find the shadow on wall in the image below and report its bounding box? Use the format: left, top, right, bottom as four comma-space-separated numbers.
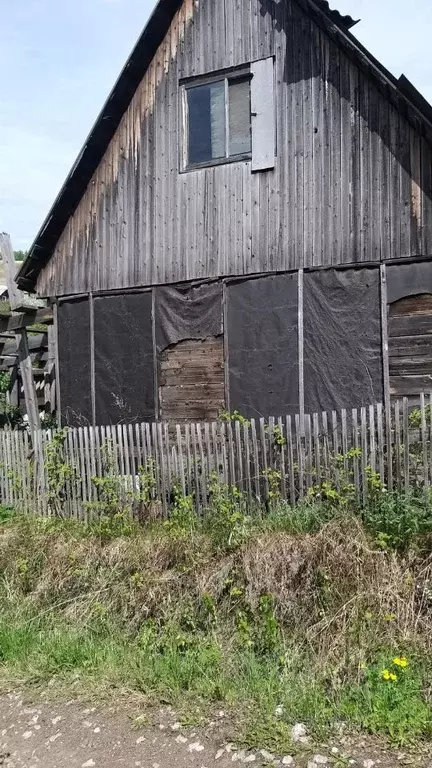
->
258, 0, 432, 210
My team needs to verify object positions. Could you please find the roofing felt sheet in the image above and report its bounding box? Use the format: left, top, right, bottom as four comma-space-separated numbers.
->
93, 292, 155, 424
386, 260, 432, 304
155, 282, 222, 352
57, 297, 92, 426
303, 267, 383, 413
226, 273, 299, 419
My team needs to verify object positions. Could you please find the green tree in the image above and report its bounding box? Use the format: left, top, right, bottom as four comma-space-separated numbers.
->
13, 250, 27, 261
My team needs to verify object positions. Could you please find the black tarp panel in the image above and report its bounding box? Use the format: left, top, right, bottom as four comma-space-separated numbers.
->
155, 282, 222, 352
303, 268, 383, 413
227, 273, 299, 418
57, 297, 92, 426
94, 292, 154, 424
387, 260, 432, 304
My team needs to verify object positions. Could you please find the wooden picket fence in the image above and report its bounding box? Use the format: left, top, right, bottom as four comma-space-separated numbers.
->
0, 394, 432, 520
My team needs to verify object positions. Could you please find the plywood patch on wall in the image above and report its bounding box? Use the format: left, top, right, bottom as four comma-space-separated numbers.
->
389, 294, 432, 399
159, 336, 225, 422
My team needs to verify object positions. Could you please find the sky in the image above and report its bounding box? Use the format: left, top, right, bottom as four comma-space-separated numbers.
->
0, 0, 431, 251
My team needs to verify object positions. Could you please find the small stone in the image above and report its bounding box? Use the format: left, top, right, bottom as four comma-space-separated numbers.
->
363, 762, 375, 768
49, 733, 61, 743
83, 720, 93, 728
189, 741, 205, 753
275, 705, 284, 717
218, 711, 225, 718
175, 735, 187, 744
82, 761, 95, 768
152, 764, 160, 768
51, 717, 61, 725
93, 727, 101, 734
226, 744, 235, 753
244, 756, 256, 764
260, 749, 274, 761
215, 749, 225, 760
331, 748, 339, 755
22, 731, 32, 740
291, 723, 307, 743
158, 724, 166, 730
313, 758, 328, 766
171, 722, 181, 731
282, 758, 294, 766
34, 725, 41, 731
136, 736, 145, 744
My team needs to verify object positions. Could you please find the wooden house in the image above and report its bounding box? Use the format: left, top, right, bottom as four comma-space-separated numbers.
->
17, 0, 432, 426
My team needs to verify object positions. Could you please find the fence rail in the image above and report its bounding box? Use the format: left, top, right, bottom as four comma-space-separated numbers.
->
1, 394, 432, 520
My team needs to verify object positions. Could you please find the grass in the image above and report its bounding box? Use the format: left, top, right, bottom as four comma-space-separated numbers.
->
0, 493, 431, 750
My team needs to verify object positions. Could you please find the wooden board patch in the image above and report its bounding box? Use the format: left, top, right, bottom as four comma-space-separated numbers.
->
159, 336, 225, 422
389, 294, 432, 399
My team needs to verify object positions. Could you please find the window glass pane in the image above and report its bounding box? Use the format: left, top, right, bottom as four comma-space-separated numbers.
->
187, 81, 225, 165
228, 78, 251, 156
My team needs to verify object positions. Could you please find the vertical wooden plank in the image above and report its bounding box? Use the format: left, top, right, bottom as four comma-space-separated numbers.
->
227, 421, 236, 487
196, 422, 207, 503
376, 402, 385, 483
176, 424, 186, 496
243, 420, 252, 503
89, 293, 96, 426
220, 421, 229, 486
380, 265, 392, 491
331, 410, 340, 491
184, 423, 193, 499
204, 422, 212, 477
250, 418, 260, 502
403, 397, 410, 493
157, 421, 167, 514
304, 413, 313, 489
259, 418, 269, 501
277, 416, 287, 500
222, 281, 230, 413
77, 427, 89, 521
234, 419, 243, 492
394, 399, 402, 491
321, 411, 329, 481
360, 406, 368, 505
369, 404, 376, 474
191, 423, 201, 512
352, 409, 360, 502
163, 422, 172, 497
420, 392, 428, 488
295, 413, 304, 501
286, 415, 295, 505
16, 331, 41, 433
298, 269, 304, 434
151, 422, 161, 500
211, 421, 221, 482
312, 413, 320, 486
429, 391, 432, 486
341, 408, 348, 476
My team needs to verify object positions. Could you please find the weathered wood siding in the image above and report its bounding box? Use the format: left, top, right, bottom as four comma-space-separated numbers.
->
389, 294, 432, 399
159, 337, 225, 421
36, 0, 432, 297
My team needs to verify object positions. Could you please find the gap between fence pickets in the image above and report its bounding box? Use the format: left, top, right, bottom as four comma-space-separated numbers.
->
0, 396, 431, 514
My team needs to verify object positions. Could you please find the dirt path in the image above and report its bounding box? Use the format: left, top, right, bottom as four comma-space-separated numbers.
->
0, 692, 430, 768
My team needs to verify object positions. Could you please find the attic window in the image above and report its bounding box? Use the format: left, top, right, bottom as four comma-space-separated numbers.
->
182, 68, 252, 169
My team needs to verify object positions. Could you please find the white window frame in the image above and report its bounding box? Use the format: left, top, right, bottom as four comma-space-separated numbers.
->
180, 65, 252, 172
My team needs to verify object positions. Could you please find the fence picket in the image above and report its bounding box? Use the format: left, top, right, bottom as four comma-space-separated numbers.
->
420, 393, 428, 488
403, 398, 410, 492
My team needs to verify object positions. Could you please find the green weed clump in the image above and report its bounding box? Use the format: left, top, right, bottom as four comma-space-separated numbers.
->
0, 487, 431, 749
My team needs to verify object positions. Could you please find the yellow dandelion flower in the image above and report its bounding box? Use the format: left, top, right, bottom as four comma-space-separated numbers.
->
384, 613, 396, 622
381, 669, 391, 680
389, 672, 398, 682
393, 656, 408, 668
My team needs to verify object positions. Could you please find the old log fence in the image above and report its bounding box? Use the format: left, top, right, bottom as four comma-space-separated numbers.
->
0, 395, 432, 520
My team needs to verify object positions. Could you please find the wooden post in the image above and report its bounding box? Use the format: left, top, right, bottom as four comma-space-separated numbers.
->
298, 269, 305, 435
0, 233, 27, 311
380, 264, 392, 490
0, 233, 41, 433
16, 331, 40, 432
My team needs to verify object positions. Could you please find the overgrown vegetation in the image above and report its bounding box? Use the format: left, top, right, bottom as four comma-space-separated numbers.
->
0, 473, 431, 750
